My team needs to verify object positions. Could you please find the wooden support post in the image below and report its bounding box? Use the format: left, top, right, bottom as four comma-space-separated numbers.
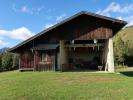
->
33, 51, 36, 71
53, 54, 56, 72
104, 38, 114, 72
107, 38, 114, 72
19, 55, 21, 71
59, 40, 68, 71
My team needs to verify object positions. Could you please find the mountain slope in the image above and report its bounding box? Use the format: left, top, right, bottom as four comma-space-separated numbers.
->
117, 26, 133, 42
0, 47, 9, 54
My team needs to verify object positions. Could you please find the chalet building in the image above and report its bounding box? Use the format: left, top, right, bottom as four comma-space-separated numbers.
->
9, 11, 127, 72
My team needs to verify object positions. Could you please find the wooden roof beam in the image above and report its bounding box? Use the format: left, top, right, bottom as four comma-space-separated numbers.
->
65, 43, 104, 47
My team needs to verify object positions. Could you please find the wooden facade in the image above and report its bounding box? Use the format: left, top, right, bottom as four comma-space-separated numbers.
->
20, 51, 34, 70
9, 11, 127, 71
19, 50, 55, 71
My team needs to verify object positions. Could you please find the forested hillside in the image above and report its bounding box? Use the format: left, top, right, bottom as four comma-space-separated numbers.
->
114, 26, 133, 66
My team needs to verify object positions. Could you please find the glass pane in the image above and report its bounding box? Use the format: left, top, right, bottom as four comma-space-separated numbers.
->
42, 53, 47, 62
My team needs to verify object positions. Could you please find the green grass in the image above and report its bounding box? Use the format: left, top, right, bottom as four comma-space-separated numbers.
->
0, 71, 133, 100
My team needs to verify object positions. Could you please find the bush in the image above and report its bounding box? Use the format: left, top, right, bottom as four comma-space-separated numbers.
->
12, 54, 19, 70
0, 52, 19, 72
115, 65, 128, 70
1, 52, 13, 71
0, 54, 2, 71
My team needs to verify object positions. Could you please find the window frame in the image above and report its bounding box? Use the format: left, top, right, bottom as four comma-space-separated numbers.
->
41, 53, 48, 62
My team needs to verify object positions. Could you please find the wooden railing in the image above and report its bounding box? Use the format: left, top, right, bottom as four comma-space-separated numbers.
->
61, 64, 74, 71
36, 62, 53, 71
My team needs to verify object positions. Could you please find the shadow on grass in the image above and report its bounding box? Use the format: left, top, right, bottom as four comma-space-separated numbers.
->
120, 71, 133, 77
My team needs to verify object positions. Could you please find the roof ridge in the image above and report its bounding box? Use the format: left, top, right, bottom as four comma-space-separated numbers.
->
8, 11, 127, 52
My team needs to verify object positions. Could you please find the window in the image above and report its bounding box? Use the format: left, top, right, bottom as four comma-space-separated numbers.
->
41, 53, 48, 62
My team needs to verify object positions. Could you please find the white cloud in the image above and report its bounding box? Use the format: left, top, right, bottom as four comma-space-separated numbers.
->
96, 10, 111, 17
0, 36, 4, 40
96, 2, 133, 26
125, 16, 133, 26
37, 6, 44, 12
46, 16, 53, 20
0, 27, 34, 40
117, 16, 123, 20
56, 14, 66, 22
44, 13, 67, 29
0, 39, 9, 46
47, 8, 55, 13
12, 4, 44, 15
44, 23, 55, 29
21, 6, 33, 14
97, 2, 133, 16
117, 16, 133, 27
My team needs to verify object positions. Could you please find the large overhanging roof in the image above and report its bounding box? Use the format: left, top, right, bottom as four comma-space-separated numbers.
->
9, 11, 127, 52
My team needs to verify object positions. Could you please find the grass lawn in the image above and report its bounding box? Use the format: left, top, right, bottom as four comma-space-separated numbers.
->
0, 71, 133, 100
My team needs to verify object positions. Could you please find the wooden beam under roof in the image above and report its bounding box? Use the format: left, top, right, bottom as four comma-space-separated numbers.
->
65, 43, 104, 47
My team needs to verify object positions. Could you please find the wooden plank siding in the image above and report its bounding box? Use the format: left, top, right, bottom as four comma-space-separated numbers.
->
20, 51, 34, 69
33, 15, 113, 45
36, 51, 54, 71
19, 50, 55, 71
75, 27, 112, 40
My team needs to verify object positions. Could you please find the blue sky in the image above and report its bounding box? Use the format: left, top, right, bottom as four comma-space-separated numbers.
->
0, 0, 133, 48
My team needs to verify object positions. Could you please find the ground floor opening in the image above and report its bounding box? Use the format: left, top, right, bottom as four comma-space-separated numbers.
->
58, 40, 105, 71
19, 38, 114, 72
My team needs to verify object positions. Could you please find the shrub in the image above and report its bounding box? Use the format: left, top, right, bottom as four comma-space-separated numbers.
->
12, 54, 19, 70
1, 52, 13, 71
115, 65, 128, 70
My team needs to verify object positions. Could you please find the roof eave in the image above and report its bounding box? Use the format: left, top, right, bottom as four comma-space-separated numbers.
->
8, 11, 127, 52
